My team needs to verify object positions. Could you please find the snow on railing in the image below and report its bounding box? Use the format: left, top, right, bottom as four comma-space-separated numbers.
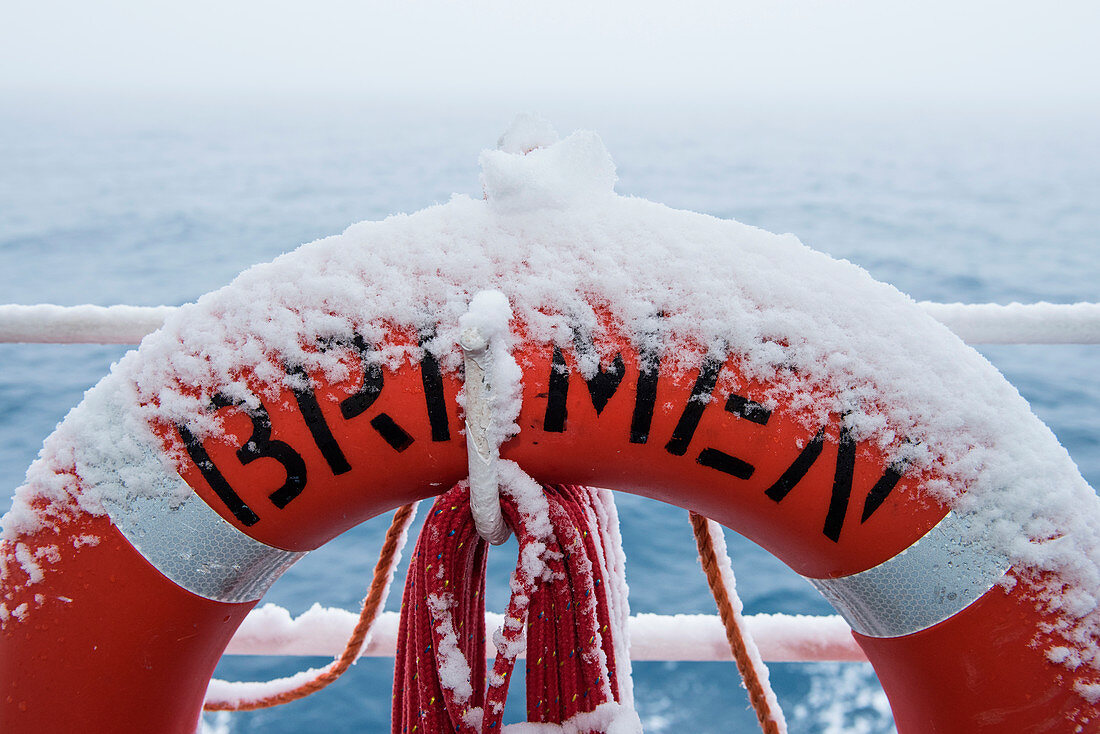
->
0, 304, 176, 344
918, 302, 1100, 345
2, 302, 1099, 345
226, 604, 866, 663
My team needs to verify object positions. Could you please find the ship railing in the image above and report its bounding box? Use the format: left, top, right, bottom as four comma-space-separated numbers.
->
3, 301, 1097, 663
2, 302, 1099, 345
228, 604, 868, 663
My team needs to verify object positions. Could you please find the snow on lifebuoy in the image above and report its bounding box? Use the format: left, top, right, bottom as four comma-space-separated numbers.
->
3, 118, 1100, 732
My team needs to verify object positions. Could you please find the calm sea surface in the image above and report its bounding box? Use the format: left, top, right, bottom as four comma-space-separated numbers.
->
1, 99, 1098, 733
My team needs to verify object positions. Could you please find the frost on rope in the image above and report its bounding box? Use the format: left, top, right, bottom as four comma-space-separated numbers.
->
706, 518, 787, 734
2, 121, 1100, 681
493, 466, 641, 729
204, 666, 333, 709
426, 593, 476, 705
494, 463, 553, 665
588, 489, 635, 705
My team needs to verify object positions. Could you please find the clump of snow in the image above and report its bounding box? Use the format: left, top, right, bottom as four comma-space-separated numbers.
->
1, 121, 1099, 696
1077, 682, 1100, 705
426, 593, 476, 704
480, 129, 616, 213
14, 543, 44, 584
461, 290, 514, 344
497, 113, 560, 155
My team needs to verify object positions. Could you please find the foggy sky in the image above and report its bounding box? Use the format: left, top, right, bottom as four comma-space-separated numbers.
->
3, 0, 1098, 109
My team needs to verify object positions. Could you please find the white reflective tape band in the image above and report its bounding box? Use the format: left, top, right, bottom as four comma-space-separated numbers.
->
102, 487, 305, 604
806, 511, 1011, 638
84, 389, 304, 603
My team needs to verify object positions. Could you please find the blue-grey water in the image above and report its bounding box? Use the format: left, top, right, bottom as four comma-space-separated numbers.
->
1, 99, 1098, 733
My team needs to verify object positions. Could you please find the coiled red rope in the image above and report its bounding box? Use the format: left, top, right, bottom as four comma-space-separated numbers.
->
393, 482, 632, 733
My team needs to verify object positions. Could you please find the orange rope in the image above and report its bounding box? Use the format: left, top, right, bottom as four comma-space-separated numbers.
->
690, 511, 782, 734
204, 502, 418, 711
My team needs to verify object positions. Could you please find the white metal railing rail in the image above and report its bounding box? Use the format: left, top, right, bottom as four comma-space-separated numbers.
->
0, 304, 176, 344
226, 604, 866, 663
918, 302, 1100, 345
1, 302, 1099, 345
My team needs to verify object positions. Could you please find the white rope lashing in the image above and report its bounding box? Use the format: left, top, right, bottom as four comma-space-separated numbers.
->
460, 294, 512, 545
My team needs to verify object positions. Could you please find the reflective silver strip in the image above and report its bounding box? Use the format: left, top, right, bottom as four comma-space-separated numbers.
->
83, 388, 305, 603
806, 511, 1011, 638
102, 488, 305, 604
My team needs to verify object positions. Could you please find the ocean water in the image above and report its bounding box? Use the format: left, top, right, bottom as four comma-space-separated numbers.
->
1, 99, 1098, 733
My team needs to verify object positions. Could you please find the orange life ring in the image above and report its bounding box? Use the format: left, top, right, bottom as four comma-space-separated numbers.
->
0, 311, 1091, 733
1, 133, 1097, 732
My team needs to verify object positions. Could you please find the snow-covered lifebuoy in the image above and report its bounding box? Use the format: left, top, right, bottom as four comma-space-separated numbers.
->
4, 122, 1099, 733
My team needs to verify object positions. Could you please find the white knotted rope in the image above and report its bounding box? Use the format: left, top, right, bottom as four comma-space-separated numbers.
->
460, 297, 513, 545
